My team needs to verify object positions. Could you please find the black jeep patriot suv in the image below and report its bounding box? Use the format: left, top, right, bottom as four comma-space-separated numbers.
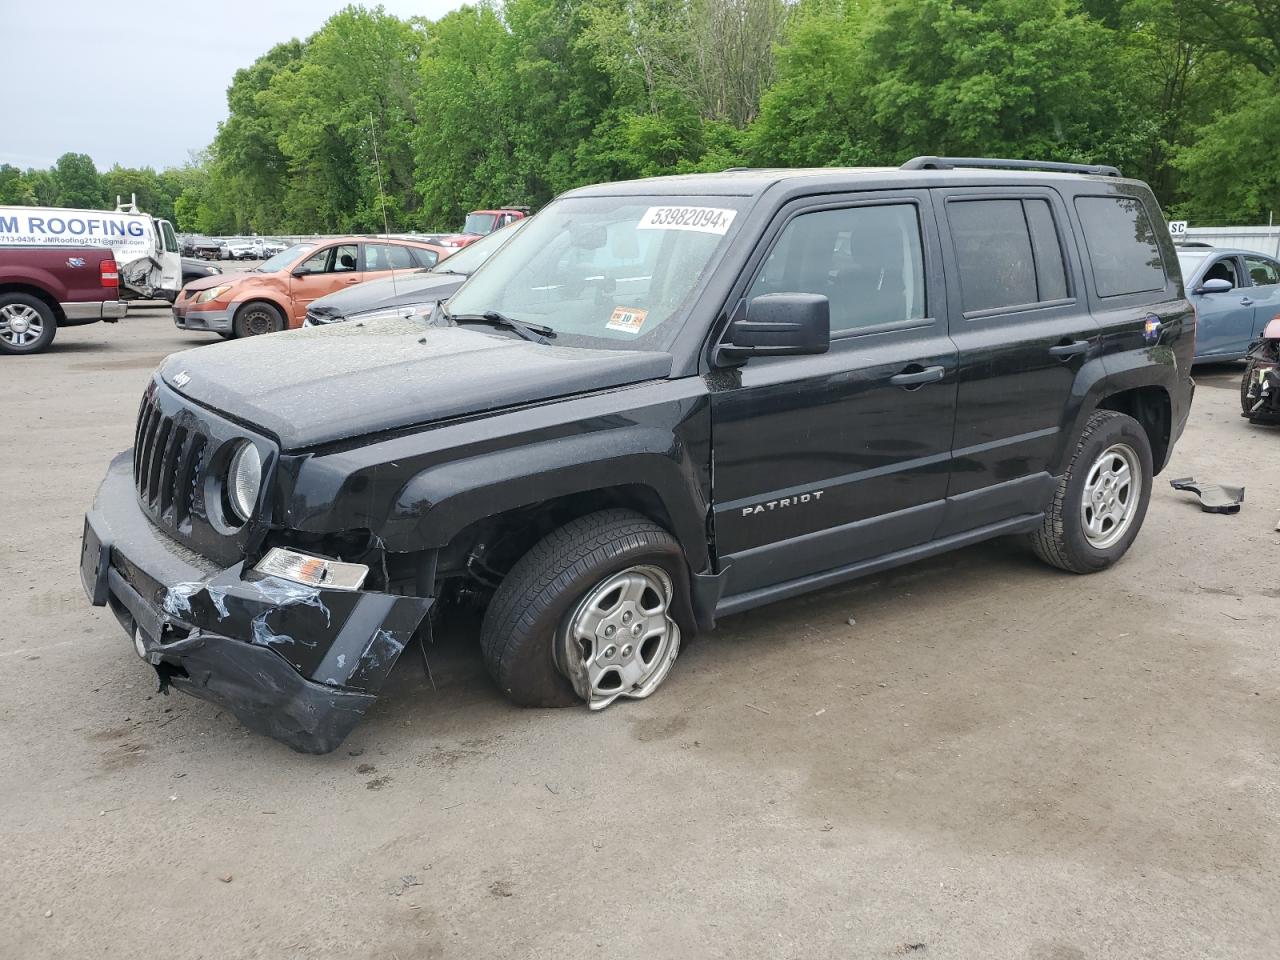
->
81, 158, 1195, 752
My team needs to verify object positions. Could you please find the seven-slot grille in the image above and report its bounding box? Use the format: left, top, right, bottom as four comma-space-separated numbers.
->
133, 392, 207, 525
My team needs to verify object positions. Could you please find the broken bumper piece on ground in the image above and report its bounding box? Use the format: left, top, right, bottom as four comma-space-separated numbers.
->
1168, 476, 1245, 515
80, 453, 432, 753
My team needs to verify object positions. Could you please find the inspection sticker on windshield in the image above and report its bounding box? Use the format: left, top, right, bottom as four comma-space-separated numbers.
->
607, 307, 648, 334
637, 206, 737, 235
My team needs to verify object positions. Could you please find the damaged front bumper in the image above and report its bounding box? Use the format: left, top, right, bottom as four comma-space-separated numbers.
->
1243, 361, 1280, 422
80, 452, 432, 753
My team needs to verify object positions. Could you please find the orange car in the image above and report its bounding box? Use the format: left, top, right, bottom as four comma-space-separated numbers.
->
173, 236, 451, 338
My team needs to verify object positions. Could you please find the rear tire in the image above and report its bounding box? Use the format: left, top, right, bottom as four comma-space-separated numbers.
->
232, 301, 285, 338
0, 293, 57, 355
480, 509, 687, 708
1029, 410, 1153, 574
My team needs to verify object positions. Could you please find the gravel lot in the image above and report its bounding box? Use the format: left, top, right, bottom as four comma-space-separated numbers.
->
2, 306, 1277, 960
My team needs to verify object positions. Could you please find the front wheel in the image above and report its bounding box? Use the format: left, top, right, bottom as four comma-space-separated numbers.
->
0, 293, 57, 355
480, 510, 686, 709
1029, 410, 1153, 574
232, 301, 285, 338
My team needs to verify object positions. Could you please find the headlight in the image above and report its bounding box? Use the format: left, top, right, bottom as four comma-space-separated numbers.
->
226, 441, 262, 522
194, 284, 233, 304
347, 302, 436, 324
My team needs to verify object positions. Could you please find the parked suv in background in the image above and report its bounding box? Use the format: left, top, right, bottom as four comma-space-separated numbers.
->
81, 158, 1194, 752
174, 236, 452, 337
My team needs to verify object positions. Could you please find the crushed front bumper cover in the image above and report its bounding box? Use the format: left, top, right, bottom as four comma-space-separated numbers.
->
80, 452, 432, 753
172, 303, 234, 332
1243, 361, 1280, 423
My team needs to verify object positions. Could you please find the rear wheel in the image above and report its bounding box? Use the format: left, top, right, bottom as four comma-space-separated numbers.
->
1029, 410, 1153, 574
480, 509, 686, 709
233, 301, 285, 338
0, 293, 57, 355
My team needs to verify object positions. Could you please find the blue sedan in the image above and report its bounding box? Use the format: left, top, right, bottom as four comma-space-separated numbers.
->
1179, 247, 1280, 361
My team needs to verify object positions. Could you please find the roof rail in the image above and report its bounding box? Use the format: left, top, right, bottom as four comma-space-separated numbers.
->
900, 156, 1122, 178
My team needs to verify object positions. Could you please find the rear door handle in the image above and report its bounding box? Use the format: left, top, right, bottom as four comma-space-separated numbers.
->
889, 364, 946, 388
1049, 339, 1090, 359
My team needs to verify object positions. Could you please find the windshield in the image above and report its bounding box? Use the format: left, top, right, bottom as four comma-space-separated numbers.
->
463, 212, 499, 235
259, 242, 316, 273
447, 195, 747, 351
1176, 251, 1208, 281
435, 218, 527, 275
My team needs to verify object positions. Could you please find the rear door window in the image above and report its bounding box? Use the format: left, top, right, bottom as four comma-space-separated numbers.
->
947, 198, 1071, 313
747, 202, 926, 333
364, 243, 418, 271
1074, 196, 1167, 297
410, 247, 439, 269
1244, 255, 1280, 288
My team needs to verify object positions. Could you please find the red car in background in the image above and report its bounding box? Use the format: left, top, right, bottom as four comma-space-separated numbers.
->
174, 236, 452, 338
430, 206, 530, 252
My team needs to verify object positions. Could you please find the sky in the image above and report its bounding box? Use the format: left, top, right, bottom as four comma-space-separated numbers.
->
0, 0, 464, 172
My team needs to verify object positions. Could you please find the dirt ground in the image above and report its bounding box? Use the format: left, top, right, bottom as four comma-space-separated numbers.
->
2, 307, 1277, 960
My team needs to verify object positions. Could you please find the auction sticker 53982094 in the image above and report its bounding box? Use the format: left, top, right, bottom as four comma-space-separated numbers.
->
638, 206, 737, 235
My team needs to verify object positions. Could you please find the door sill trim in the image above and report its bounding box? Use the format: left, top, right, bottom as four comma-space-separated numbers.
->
715, 513, 1043, 618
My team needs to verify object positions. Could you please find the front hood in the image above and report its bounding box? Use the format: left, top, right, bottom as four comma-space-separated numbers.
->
308, 272, 462, 319
157, 319, 673, 449
184, 270, 254, 292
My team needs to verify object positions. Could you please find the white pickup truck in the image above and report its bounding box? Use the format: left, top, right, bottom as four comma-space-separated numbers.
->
0, 197, 181, 299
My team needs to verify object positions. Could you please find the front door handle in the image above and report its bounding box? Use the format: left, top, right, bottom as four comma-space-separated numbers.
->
1240, 297, 1254, 306
1049, 339, 1090, 360
889, 364, 946, 388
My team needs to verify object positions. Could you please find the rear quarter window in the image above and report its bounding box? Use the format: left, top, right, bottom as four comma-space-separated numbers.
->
1074, 196, 1167, 298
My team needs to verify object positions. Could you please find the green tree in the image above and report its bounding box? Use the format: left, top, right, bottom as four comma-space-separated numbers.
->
209, 39, 305, 232
748, 1, 873, 166
1172, 0, 1280, 221
263, 6, 426, 232
50, 152, 105, 208
0, 164, 27, 204
413, 4, 517, 227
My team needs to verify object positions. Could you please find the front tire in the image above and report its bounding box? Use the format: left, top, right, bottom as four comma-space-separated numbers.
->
1029, 410, 1153, 574
232, 301, 285, 338
480, 510, 687, 709
0, 293, 57, 355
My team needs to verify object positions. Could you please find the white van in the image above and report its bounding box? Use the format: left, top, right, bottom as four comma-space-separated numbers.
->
0, 197, 181, 299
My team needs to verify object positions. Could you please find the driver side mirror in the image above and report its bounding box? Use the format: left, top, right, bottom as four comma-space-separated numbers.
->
1196, 278, 1233, 294
717, 293, 831, 363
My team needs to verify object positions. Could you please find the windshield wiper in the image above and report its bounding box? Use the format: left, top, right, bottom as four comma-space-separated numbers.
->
450, 310, 556, 345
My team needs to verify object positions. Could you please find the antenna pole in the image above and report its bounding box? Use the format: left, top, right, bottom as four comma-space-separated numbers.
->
368, 111, 398, 296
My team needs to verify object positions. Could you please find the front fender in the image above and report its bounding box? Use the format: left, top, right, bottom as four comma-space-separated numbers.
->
280, 379, 714, 571
385, 422, 711, 571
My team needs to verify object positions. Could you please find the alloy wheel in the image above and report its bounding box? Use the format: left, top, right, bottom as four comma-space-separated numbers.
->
0, 303, 45, 349
1080, 442, 1140, 549
555, 564, 681, 710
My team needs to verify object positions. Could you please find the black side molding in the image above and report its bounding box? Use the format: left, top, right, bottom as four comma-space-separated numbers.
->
901, 156, 1122, 178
